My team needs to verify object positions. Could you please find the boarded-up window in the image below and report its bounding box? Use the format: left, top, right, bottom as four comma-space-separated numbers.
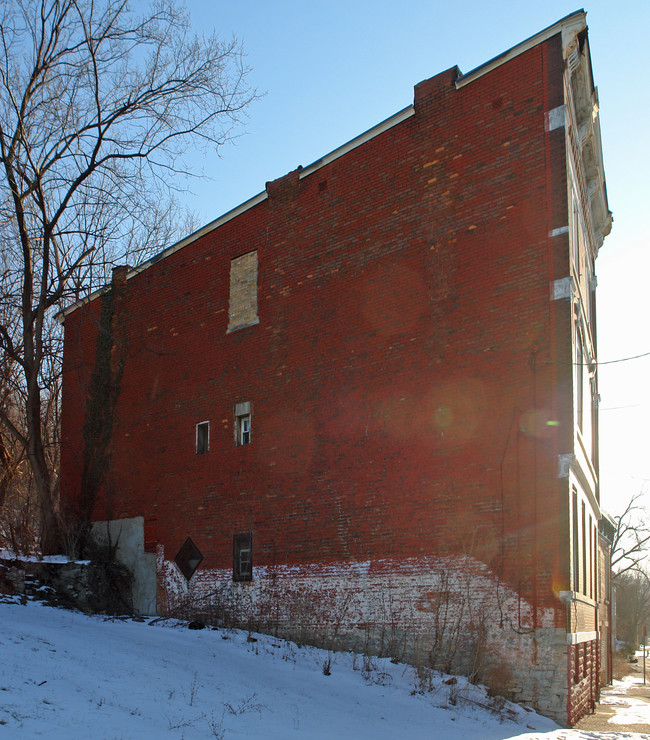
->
228, 250, 258, 332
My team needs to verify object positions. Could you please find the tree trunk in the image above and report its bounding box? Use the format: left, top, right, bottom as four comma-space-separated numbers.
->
25, 373, 60, 554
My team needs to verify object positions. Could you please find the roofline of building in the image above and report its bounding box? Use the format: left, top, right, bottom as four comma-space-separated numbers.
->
57, 10, 589, 323
455, 9, 587, 89
297, 105, 415, 181
57, 105, 416, 323
57, 190, 266, 322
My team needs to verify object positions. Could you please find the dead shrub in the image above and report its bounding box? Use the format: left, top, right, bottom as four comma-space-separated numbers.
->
484, 660, 515, 700
612, 650, 631, 681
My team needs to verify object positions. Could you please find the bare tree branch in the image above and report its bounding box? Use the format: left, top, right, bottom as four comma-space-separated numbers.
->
0, 0, 257, 552
612, 493, 650, 579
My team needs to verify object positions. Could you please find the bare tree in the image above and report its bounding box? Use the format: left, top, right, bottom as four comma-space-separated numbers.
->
0, 0, 256, 553
0, 354, 24, 515
0, 295, 36, 553
615, 569, 650, 649
611, 493, 650, 579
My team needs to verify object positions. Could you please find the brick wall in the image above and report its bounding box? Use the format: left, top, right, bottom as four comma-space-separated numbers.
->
61, 31, 581, 723
568, 597, 598, 634
568, 638, 599, 725
158, 548, 570, 721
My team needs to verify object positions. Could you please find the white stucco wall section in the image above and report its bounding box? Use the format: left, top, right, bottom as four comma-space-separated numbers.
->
92, 517, 157, 615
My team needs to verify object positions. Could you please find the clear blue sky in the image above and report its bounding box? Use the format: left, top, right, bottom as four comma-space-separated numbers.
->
183, 1, 649, 517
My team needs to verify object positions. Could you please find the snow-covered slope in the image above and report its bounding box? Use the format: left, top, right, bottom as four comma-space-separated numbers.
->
0, 597, 621, 738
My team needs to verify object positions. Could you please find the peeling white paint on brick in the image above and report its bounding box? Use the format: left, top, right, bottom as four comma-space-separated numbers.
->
558, 453, 575, 477
546, 105, 566, 131
156, 551, 569, 721
552, 276, 572, 300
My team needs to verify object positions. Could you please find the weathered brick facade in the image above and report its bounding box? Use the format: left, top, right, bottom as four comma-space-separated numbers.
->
59, 11, 611, 725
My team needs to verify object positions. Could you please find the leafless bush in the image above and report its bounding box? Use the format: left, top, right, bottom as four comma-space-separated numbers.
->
483, 660, 515, 700
612, 649, 631, 681
222, 693, 264, 716
0, 474, 38, 556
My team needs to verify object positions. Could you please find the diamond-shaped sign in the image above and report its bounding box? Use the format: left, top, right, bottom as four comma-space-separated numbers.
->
174, 537, 203, 580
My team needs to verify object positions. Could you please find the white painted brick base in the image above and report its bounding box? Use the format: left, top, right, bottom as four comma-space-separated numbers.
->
158, 550, 571, 723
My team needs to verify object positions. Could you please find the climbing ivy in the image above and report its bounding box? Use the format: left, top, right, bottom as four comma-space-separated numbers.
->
78, 284, 125, 551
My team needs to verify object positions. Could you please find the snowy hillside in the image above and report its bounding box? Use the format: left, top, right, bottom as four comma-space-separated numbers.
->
0, 597, 621, 738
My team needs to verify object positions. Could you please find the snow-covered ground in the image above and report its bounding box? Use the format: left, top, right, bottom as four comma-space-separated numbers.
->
599, 672, 650, 728
0, 595, 646, 739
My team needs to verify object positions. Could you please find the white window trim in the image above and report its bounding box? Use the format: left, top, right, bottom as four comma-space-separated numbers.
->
239, 416, 251, 446
234, 402, 252, 447
196, 420, 210, 454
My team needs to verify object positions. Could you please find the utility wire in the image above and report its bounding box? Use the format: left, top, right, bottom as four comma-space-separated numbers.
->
597, 351, 650, 366
548, 351, 650, 367
600, 404, 650, 411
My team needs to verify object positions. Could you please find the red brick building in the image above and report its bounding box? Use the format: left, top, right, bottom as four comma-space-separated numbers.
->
60, 11, 611, 725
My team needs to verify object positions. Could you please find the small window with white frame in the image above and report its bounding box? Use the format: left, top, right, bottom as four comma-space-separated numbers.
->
234, 401, 251, 446
233, 532, 252, 581
196, 421, 209, 454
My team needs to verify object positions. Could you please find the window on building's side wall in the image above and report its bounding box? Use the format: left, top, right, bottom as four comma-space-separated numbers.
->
589, 515, 594, 599
589, 269, 597, 347
233, 532, 252, 581
234, 401, 251, 446
594, 524, 600, 601
591, 376, 599, 466
602, 535, 610, 598
196, 421, 209, 454
592, 524, 600, 601
580, 364, 593, 459
584, 259, 595, 338
571, 197, 581, 281
571, 195, 588, 287
572, 489, 580, 592
576, 338, 584, 432
581, 501, 587, 596
239, 415, 251, 445
228, 250, 259, 332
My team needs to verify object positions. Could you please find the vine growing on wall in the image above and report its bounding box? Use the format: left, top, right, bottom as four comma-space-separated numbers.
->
77, 279, 126, 554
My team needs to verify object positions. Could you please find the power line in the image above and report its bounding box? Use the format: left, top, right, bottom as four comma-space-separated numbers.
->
597, 351, 650, 366
548, 351, 650, 368
600, 403, 650, 411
